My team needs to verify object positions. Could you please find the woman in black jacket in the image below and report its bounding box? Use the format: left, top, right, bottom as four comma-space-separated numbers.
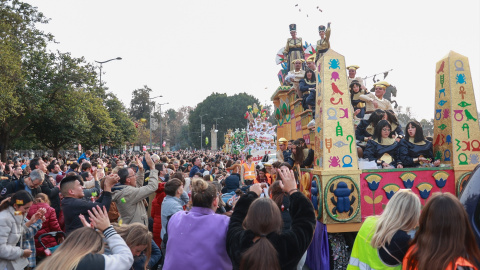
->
363, 120, 403, 168
397, 121, 438, 167
227, 168, 316, 270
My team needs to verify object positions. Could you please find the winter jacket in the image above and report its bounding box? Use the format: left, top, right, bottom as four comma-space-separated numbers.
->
27, 203, 62, 256
112, 169, 159, 226
0, 206, 25, 270
1, 177, 60, 218
227, 191, 316, 270
62, 191, 112, 235
160, 193, 188, 240
225, 173, 241, 193
151, 182, 166, 247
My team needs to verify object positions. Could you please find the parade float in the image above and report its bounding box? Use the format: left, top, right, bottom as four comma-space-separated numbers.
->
222, 103, 277, 163
271, 24, 479, 268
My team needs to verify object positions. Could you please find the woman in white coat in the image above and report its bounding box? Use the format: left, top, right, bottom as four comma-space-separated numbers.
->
0, 190, 36, 270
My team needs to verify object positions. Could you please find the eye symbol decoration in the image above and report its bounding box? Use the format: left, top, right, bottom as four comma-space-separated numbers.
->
438, 124, 447, 130
458, 101, 471, 108
333, 141, 348, 148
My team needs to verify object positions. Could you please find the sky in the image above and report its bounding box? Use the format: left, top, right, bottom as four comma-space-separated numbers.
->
27, 0, 480, 121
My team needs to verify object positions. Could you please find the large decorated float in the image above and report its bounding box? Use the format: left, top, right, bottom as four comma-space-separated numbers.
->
272, 39, 479, 267
222, 103, 277, 163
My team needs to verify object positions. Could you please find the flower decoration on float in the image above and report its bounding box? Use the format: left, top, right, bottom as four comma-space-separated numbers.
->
399, 172, 417, 189
432, 171, 449, 191
364, 173, 382, 191
364, 174, 383, 215
416, 182, 433, 202
382, 184, 400, 200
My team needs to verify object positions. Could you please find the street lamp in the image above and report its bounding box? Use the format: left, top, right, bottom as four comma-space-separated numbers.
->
95, 57, 121, 156
213, 117, 223, 130
200, 114, 208, 150
95, 57, 122, 87
158, 102, 169, 152
148, 95, 162, 151
212, 117, 223, 151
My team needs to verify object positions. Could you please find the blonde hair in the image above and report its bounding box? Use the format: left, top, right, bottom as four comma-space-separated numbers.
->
36, 227, 104, 270
191, 178, 217, 208
229, 164, 241, 173
35, 193, 50, 205
114, 223, 152, 270
370, 189, 421, 250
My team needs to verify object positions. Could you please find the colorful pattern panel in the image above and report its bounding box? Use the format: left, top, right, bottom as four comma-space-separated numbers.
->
434, 51, 480, 168
359, 168, 455, 221
315, 49, 359, 171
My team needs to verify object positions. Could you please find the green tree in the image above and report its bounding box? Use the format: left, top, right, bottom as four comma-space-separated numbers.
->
129, 85, 155, 128
105, 93, 137, 148
0, 0, 54, 161
419, 118, 434, 137
27, 51, 112, 157
188, 92, 259, 149
396, 106, 413, 128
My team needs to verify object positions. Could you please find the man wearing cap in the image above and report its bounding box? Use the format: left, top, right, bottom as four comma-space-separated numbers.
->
315, 22, 331, 63
283, 23, 304, 72
276, 138, 291, 163
347, 65, 366, 90
306, 55, 316, 72
359, 81, 393, 114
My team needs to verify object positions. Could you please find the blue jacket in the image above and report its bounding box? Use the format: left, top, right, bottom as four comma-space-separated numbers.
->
77, 153, 90, 163
189, 165, 204, 178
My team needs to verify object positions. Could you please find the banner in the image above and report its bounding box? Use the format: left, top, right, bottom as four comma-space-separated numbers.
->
250, 148, 277, 164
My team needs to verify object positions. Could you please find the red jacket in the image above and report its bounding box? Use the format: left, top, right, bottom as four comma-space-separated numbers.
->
27, 202, 62, 256
151, 182, 166, 247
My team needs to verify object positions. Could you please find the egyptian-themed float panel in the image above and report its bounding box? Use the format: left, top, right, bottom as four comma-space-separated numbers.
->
314, 49, 358, 172
433, 51, 479, 174
359, 168, 455, 220
274, 49, 479, 231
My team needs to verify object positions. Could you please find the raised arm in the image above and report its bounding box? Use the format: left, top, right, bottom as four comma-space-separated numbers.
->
135, 156, 145, 188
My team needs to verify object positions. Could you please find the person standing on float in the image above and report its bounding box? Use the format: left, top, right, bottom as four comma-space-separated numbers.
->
315, 23, 331, 63
283, 24, 304, 72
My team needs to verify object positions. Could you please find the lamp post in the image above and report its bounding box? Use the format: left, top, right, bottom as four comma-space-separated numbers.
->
200, 114, 208, 150
148, 95, 162, 151
158, 102, 169, 152
213, 117, 223, 130
95, 57, 122, 87
213, 117, 223, 151
95, 57, 121, 155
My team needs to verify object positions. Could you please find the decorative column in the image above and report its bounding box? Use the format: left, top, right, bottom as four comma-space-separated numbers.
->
314, 49, 362, 224
433, 51, 480, 193
211, 125, 218, 151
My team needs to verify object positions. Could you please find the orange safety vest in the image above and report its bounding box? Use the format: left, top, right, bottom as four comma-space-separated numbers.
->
243, 162, 256, 180
402, 245, 478, 270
